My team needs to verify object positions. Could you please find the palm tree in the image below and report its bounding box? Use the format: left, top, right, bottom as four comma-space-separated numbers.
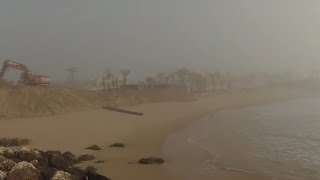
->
208, 73, 219, 92
200, 74, 207, 93
188, 72, 206, 93
120, 69, 131, 86
112, 77, 117, 89
114, 77, 120, 89
102, 76, 107, 91
195, 73, 206, 93
105, 70, 113, 91
188, 72, 197, 92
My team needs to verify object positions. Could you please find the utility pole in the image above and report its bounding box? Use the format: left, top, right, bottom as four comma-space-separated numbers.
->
66, 67, 78, 88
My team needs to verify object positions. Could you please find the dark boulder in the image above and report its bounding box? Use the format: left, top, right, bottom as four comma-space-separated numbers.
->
2, 149, 15, 159
66, 167, 86, 180
85, 166, 111, 180
77, 155, 95, 162
37, 152, 49, 168
43, 151, 73, 171
6, 161, 42, 180
51, 170, 75, 180
94, 160, 104, 164
62, 152, 77, 163
38, 166, 56, 180
17, 150, 39, 162
109, 143, 125, 148
85, 145, 102, 151
45, 151, 62, 157
138, 157, 165, 165
49, 154, 73, 170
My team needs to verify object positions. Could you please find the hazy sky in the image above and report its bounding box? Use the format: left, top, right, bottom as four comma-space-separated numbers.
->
1, 0, 320, 81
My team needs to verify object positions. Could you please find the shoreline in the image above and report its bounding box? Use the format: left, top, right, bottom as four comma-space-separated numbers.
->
159, 84, 320, 180
169, 95, 320, 180
162, 111, 276, 180
1, 84, 320, 179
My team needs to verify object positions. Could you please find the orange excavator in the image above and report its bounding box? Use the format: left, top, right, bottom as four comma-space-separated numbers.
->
0, 59, 50, 86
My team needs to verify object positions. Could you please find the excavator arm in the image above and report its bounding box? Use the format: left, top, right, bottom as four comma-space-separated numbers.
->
0, 59, 49, 86
0, 59, 31, 78
0, 59, 9, 78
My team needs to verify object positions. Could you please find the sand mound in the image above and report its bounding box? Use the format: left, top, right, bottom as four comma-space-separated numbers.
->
0, 85, 192, 119
0, 87, 91, 118
0, 79, 12, 89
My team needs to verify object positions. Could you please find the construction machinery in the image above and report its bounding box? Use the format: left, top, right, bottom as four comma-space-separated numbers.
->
0, 59, 50, 86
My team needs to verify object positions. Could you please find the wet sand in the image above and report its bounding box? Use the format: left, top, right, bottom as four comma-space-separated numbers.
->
0, 84, 319, 180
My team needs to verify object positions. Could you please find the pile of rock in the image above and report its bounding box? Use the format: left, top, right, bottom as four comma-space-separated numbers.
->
0, 147, 110, 180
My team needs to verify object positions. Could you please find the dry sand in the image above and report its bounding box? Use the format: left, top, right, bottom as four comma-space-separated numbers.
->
0, 83, 319, 180
0, 85, 191, 119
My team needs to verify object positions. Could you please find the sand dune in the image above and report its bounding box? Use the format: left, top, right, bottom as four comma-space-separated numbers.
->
0, 84, 191, 119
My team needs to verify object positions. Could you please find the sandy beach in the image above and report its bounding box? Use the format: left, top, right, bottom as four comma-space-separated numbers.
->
1, 84, 319, 180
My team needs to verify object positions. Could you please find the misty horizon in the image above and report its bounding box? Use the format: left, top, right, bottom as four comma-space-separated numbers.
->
1, 0, 320, 82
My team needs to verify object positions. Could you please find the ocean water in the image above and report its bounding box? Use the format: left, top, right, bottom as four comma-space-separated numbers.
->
163, 97, 320, 180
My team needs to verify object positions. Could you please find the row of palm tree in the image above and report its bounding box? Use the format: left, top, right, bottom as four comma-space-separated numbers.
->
143, 68, 320, 92
144, 68, 231, 93
101, 68, 308, 93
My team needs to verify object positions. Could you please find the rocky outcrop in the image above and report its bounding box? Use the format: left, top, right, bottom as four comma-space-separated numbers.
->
38, 166, 55, 180
48, 152, 73, 171
0, 156, 16, 171
0, 170, 6, 180
0, 147, 111, 180
62, 152, 76, 163
3, 149, 14, 159
17, 148, 40, 162
51, 171, 75, 180
30, 160, 39, 166
6, 161, 42, 180
66, 167, 86, 180
85, 167, 110, 180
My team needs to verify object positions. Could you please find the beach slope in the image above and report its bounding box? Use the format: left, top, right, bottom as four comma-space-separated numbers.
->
0, 84, 319, 180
